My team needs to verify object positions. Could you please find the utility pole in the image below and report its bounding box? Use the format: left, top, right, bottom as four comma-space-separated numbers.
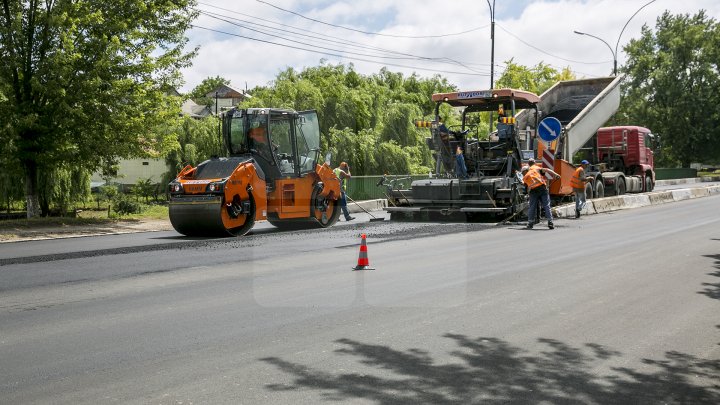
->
487, 0, 496, 134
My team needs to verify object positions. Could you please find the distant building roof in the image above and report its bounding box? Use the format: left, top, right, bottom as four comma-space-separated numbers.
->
181, 99, 212, 118
165, 87, 182, 97
205, 84, 250, 100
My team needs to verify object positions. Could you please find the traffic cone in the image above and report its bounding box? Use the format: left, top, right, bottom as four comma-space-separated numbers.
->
352, 233, 375, 271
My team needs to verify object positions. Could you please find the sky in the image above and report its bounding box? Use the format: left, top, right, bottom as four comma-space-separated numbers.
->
180, 0, 720, 93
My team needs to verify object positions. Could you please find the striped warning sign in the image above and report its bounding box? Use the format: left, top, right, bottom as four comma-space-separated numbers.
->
542, 148, 555, 169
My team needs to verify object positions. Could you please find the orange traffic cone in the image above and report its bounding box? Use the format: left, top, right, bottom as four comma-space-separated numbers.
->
352, 233, 375, 271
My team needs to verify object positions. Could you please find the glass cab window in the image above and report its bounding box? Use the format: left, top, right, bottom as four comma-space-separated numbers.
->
296, 111, 320, 174
228, 110, 249, 155
270, 115, 295, 176
248, 114, 274, 163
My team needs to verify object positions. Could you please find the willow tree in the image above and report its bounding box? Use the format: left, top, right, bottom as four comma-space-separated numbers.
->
0, 0, 197, 217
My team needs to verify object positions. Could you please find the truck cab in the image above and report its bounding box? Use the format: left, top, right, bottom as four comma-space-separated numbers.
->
593, 125, 656, 194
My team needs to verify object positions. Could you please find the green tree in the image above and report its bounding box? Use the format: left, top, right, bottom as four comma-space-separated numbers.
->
618, 10, 720, 166
327, 127, 378, 176
37, 166, 91, 216
380, 103, 423, 146
132, 177, 157, 203
496, 59, 576, 95
189, 76, 231, 108
374, 142, 411, 175
164, 115, 225, 183
0, 0, 197, 217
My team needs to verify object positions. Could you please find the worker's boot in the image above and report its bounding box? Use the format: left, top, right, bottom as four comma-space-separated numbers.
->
548, 222, 555, 230
575, 209, 581, 219
526, 223, 533, 230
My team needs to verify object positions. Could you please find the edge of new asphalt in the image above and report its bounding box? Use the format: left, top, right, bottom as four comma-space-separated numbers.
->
1, 176, 718, 244
552, 176, 720, 218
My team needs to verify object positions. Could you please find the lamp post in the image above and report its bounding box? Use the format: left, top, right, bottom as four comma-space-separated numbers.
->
486, 0, 496, 89
574, 0, 657, 76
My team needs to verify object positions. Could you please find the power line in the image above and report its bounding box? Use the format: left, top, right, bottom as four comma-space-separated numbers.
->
195, 5, 490, 74
496, 24, 612, 65
197, 10, 478, 68
191, 25, 491, 77
255, 0, 488, 39
195, 3, 602, 83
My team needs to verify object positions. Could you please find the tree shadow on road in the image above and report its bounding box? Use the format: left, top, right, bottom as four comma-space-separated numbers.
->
261, 334, 720, 404
701, 253, 720, 300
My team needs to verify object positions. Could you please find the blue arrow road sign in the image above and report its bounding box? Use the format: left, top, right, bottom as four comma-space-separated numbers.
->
538, 117, 562, 142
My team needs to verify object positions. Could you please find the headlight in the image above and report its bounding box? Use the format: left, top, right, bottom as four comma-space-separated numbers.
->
169, 182, 183, 193
207, 181, 226, 193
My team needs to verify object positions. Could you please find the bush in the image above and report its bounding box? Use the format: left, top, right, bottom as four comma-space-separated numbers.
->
113, 194, 143, 216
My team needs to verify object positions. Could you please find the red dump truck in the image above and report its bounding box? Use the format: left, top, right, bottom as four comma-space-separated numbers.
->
585, 125, 656, 197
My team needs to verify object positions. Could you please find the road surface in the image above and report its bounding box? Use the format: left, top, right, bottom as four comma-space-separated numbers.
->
1, 195, 719, 403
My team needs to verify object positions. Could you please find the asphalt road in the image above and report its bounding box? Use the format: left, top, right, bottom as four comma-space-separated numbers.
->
1, 195, 719, 404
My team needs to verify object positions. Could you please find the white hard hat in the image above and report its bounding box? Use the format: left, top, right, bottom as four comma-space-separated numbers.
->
521, 165, 530, 173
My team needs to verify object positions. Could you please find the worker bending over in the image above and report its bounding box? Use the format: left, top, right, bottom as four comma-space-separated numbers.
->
522, 161, 560, 230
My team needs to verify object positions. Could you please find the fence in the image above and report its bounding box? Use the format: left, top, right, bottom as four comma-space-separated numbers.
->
346, 175, 430, 200
655, 168, 697, 180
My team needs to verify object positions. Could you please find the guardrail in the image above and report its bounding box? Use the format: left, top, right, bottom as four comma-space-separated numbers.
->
655, 168, 698, 180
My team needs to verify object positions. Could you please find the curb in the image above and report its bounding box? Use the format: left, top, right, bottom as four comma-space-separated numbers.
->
347, 198, 387, 214
553, 184, 720, 218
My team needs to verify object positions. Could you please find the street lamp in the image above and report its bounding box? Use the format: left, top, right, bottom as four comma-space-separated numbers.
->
574, 0, 657, 76
573, 30, 617, 75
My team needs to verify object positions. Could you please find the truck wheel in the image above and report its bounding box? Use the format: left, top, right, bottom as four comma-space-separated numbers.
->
584, 182, 594, 200
594, 181, 605, 198
616, 178, 626, 196
645, 175, 654, 192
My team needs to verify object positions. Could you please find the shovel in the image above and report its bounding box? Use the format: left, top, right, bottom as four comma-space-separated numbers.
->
345, 195, 386, 222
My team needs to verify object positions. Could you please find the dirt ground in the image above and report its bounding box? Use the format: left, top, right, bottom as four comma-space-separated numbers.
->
0, 219, 174, 243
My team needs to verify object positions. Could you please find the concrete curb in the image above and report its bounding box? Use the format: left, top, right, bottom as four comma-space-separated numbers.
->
553, 184, 720, 218
347, 198, 387, 214
655, 175, 720, 186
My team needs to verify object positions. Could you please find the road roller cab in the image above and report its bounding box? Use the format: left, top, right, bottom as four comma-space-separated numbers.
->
168, 108, 341, 236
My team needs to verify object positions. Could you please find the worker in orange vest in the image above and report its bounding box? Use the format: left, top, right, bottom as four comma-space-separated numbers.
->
571, 160, 591, 218
522, 162, 560, 229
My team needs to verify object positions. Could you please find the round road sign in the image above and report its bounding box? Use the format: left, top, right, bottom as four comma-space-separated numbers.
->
538, 117, 562, 142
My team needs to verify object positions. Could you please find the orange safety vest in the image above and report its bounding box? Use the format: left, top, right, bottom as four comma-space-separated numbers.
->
523, 165, 546, 190
571, 167, 585, 190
